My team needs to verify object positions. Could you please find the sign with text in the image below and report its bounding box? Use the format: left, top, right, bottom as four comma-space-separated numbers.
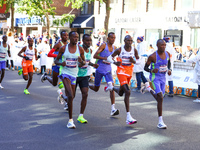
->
15, 16, 42, 26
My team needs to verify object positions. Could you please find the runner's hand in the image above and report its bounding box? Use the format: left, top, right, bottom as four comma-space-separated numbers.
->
93, 64, 99, 69
151, 68, 159, 73
23, 56, 29, 60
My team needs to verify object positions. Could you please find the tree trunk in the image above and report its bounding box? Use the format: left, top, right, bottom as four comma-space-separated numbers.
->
104, 0, 110, 36
11, 3, 14, 32
46, 14, 50, 36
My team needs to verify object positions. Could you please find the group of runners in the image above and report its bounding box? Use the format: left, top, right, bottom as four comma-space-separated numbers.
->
0, 31, 173, 130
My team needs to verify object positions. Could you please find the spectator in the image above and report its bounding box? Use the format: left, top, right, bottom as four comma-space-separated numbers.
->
132, 36, 148, 92
163, 37, 175, 97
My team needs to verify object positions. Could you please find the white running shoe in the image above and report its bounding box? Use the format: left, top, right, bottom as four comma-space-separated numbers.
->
57, 89, 65, 104
110, 109, 119, 116
126, 117, 137, 125
157, 122, 167, 129
40, 73, 47, 83
193, 99, 200, 103
11, 67, 15, 71
140, 85, 146, 94
0, 84, 4, 89
67, 121, 76, 129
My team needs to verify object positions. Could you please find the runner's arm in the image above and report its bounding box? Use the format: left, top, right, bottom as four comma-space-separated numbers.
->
167, 51, 171, 71
55, 46, 66, 66
35, 48, 38, 61
78, 46, 86, 65
47, 44, 59, 57
93, 43, 107, 60
18, 46, 26, 58
144, 53, 158, 73
7, 45, 11, 57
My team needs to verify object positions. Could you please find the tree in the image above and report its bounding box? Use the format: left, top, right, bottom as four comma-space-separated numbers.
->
65, 0, 110, 35
0, 0, 19, 32
17, 0, 81, 35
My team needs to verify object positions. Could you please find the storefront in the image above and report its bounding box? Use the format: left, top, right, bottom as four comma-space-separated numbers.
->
71, 15, 94, 41
108, 12, 190, 51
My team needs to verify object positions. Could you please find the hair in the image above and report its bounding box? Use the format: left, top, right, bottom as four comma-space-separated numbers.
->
69, 31, 77, 38
60, 30, 66, 37
82, 34, 90, 40
108, 32, 115, 37
28, 38, 33, 43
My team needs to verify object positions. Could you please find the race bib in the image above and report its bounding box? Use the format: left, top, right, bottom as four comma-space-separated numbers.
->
0, 52, 6, 58
66, 58, 77, 68
103, 60, 111, 65
159, 65, 168, 73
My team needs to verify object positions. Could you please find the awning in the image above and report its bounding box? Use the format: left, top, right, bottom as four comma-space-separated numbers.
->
71, 15, 94, 28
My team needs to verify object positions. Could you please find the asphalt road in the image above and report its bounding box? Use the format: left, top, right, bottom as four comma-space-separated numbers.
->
0, 70, 200, 150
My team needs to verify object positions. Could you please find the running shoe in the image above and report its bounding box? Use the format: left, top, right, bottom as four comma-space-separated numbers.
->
140, 85, 146, 94
64, 103, 68, 111
24, 89, 30, 95
58, 81, 64, 89
5, 67, 9, 71
11, 67, 15, 71
77, 116, 88, 123
168, 94, 174, 97
18, 69, 23, 75
111, 109, 120, 116
126, 117, 137, 125
157, 122, 167, 129
132, 88, 140, 93
67, 121, 76, 129
40, 73, 47, 82
0, 84, 4, 89
104, 85, 113, 92
193, 99, 200, 103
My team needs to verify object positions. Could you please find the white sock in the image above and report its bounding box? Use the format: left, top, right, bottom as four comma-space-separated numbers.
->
107, 81, 113, 87
159, 116, 163, 123
145, 82, 151, 92
127, 112, 131, 120
69, 119, 73, 122
111, 104, 115, 111
79, 114, 83, 117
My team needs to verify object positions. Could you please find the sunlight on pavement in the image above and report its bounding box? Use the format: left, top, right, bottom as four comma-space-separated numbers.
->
180, 111, 200, 125
109, 132, 171, 150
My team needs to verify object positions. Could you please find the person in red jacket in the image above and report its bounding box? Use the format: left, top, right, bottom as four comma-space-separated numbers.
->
40, 31, 68, 108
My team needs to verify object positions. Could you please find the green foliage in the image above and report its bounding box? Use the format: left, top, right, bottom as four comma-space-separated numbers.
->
52, 14, 75, 27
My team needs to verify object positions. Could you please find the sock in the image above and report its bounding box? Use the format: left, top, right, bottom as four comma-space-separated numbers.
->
159, 116, 163, 123
79, 114, 83, 118
145, 82, 151, 92
127, 112, 132, 120
111, 104, 115, 111
69, 119, 73, 122
107, 81, 113, 87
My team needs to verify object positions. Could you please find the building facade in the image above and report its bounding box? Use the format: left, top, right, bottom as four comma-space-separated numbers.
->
94, 0, 200, 52
7, 0, 79, 38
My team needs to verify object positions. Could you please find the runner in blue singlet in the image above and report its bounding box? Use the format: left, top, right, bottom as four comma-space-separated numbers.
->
144, 39, 172, 129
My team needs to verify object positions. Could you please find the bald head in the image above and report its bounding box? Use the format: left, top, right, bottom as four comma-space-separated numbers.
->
124, 35, 132, 41
2, 35, 7, 42
157, 39, 166, 52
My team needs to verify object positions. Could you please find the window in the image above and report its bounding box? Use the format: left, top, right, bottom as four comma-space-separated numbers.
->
81, 2, 94, 15
145, 29, 162, 49
176, 0, 194, 10
164, 30, 183, 46
147, 0, 172, 12
123, 0, 141, 13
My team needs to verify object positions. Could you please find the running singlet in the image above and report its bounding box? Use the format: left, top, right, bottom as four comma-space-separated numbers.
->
116, 46, 135, 76
150, 51, 169, 80
77, 46, 91, 77
0, 42, 8, 62
24, 46, 35, 61
96, 44, 114, 73
60, 44, 80, 77
52, 41, 64, 65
